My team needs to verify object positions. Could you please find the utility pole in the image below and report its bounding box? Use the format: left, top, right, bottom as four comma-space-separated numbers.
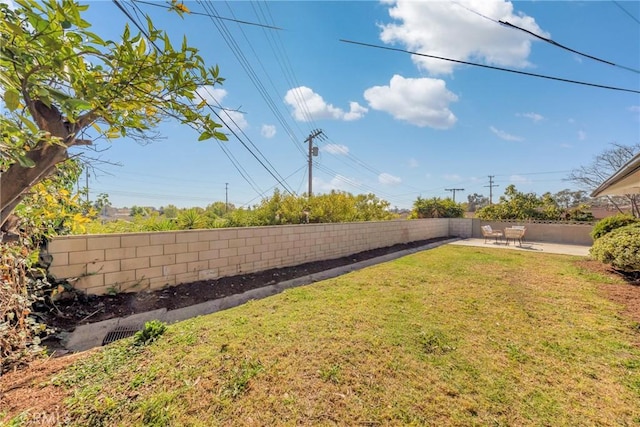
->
445, 188, 464, 203
485, 175, 499, 205
304, 129, 323, 197
225, 183, 229, 213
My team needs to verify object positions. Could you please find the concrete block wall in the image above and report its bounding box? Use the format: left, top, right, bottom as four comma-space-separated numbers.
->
471, 219, 594, 246
448, 218, 473, 238
47, 219, 450, 295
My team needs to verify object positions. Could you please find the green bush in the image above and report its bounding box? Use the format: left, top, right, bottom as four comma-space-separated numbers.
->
590, 223, 640, 272
591, 214, 640, 240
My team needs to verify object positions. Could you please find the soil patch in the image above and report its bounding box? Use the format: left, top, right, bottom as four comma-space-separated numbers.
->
575, 259, 640, 327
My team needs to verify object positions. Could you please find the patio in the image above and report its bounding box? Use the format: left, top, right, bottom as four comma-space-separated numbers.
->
450, 238, 591, 256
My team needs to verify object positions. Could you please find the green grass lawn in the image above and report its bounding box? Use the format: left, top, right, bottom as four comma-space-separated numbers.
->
11, 245, 640, 425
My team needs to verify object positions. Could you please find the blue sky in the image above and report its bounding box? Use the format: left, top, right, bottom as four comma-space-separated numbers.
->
25, 1, 640, 209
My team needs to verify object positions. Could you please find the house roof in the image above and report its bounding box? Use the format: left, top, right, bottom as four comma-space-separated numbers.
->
591, 152, 640, 197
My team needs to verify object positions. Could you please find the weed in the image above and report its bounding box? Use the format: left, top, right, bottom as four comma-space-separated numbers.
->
319, 364, 342, 384
134, 320, 167, 346
222, 359, 264, 399
506, 341, 530, 363
418, 329, 455, 355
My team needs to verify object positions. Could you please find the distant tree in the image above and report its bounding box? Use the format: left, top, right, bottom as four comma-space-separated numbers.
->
567, 142, 639, 217
310, 191, 358, 223
93, 193, 111, 216
354, 193, 394, 221
466, 193, 489, 212
552, 189, 590, 209
130, 206, 148, 217
411, 197, 464, 219
161, 204, 179, 219
0, 0, 226, 233
206, 201, 232, 218
476, 185, 594, 222
476, 185, 542, 220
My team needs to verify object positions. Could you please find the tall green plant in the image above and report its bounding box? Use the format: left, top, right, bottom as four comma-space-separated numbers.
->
411, 197, 464, 218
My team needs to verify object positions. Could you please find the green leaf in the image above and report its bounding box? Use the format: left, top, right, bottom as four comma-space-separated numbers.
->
3, 88, 20, 111
137, 38, 146, 55
5, 21, 25, 36
17, 154, 35, 168
18, 115, 38, 134
198, 131, 212, 141
213, 131, 228, 141
65, 98, 92, 111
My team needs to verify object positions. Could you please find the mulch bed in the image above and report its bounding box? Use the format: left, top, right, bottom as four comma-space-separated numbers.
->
39, 238, 448, 333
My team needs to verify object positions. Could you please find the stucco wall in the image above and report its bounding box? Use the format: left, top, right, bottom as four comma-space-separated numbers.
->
47, 219, 450, 295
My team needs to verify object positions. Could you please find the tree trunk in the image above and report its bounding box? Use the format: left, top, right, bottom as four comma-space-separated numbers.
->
1, 101, 73, 230
1, 143, 69, 228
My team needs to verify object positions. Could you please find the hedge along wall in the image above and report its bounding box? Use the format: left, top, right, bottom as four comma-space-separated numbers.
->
46, 219, 451, 296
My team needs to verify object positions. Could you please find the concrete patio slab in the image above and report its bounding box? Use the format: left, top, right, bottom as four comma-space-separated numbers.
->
449, 238, 591, 256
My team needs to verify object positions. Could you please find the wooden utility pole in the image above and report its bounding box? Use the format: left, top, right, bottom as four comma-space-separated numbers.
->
305, 129, 323, 196
445, 188, 464, 203
485, 175, 499, 205
225, 182, 228, 213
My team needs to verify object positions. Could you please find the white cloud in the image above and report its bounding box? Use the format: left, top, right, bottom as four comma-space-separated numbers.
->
261, 124, 276, 138
379, 0, 547, 75
364, 75, 458, 129
223, 110, 248, 132
444, 174, 463, 182
560, 143, 572, 149
517, 112, 544, 122
578, 130, 586, 141
408, 158, 419, 168
344, 102, 369, 121
379, 173, 402, 185
313, 174, 359, 193
490, 126, 523, 141
195, 86, 227, 105
322, 144, 349, 155
510, 175, 532, 184
193, 87, 247, 132
284, 86, 367, 122
629, 105, 640, 115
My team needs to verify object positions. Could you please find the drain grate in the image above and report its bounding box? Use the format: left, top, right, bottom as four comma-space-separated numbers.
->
102, 325, 141, 346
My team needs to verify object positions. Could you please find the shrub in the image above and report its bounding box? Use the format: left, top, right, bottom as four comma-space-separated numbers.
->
590, 223, 640, 272
591, 214, 640, 240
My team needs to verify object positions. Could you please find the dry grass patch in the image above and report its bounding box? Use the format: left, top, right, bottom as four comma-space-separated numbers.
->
3, 245, 640, 425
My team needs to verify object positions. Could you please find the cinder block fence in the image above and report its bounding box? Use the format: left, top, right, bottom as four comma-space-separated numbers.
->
46, 218, 592, 296
47, 219, 451, 295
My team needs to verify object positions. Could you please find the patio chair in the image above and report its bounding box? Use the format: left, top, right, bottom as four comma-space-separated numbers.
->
504, 227, 526, 246
510, 225, 526, 242
481, 225, 503, 243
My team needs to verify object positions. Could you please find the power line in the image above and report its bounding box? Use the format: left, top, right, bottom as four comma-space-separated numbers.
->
498, 20, 640, 74
451, 0, 639, 74
196, 0, 310, 168
612, 1, 640, 25
339, 39, 640, 94
117, 0, 295, 198
133, 0, 283, 30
